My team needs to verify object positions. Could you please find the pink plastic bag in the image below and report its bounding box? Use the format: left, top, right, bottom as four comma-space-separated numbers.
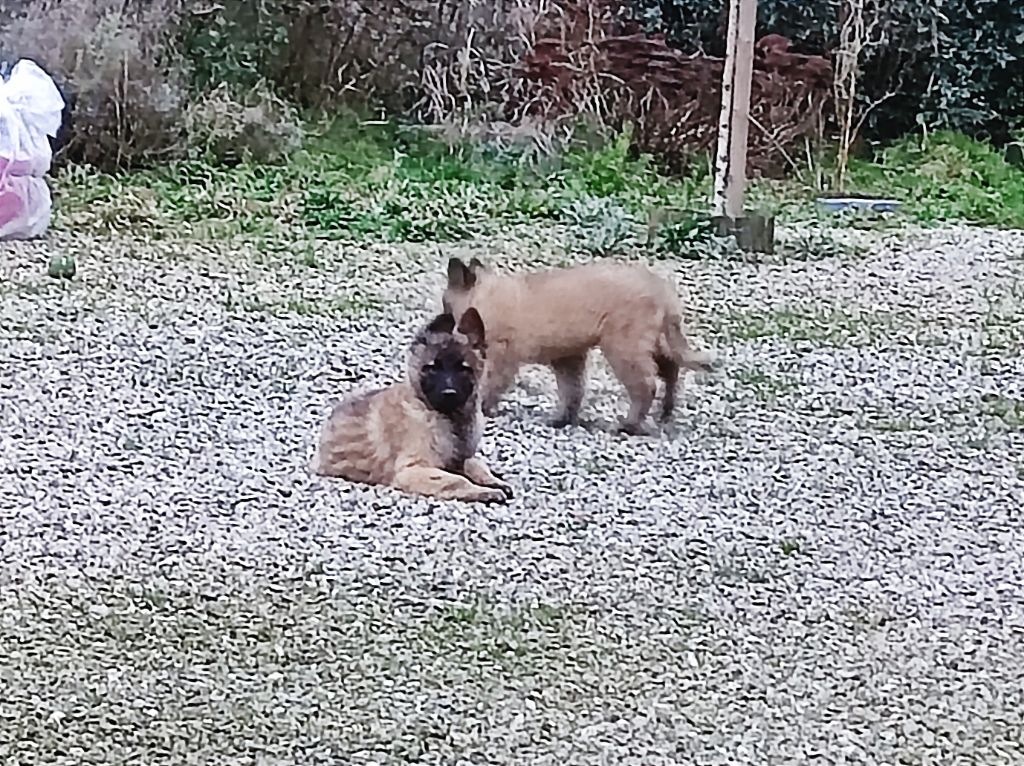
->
0, 59, 66, 241
0, 175, 52, 240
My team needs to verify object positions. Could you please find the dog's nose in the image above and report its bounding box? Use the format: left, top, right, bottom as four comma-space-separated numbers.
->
441, 388, 458, 398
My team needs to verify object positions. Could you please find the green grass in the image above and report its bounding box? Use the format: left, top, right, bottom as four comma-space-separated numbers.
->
53, 118, 709, 245
4, 568, 693, 764
51, 121, 1024, 247
732, 369, 798, 402
844, 131, 1024, 228
858, 394, 1024, 438
778, 538, 803, 557
222, 292, 383, 318
980, 394, 1024, 430
981, 288, 1024, 353
718, 305, 894, 346
418, 599, 583, 668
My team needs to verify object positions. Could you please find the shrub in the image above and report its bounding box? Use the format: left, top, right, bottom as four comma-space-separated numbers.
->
177, 0, 287, 94
623, 0, 1024, 144
514, 7, 833, 178
0, 0, 189, 170
847, 131, 1024, 227
184, 81, 304, 166
175, 0, 537, 118
563, 195, 638, 255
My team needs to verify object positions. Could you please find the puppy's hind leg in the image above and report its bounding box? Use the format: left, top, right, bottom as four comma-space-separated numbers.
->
602, 344, 658, 436
549, 353, 588, 428
393, 465, 508, 503
654, 353, 680, 423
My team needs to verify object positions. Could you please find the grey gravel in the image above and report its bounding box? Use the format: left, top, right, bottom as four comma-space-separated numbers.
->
1, 223, 1023, 765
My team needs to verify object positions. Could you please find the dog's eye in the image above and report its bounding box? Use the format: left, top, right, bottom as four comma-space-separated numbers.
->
422, 362, 437, 372
459, 362, 473, 371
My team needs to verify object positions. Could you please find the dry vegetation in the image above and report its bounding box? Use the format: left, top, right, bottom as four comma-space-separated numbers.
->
1, 0, 833, 176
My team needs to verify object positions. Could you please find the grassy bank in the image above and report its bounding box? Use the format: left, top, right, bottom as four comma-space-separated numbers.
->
51, 122, 1024, 253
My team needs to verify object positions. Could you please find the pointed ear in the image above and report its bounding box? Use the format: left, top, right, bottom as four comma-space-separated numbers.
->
425, 312, 456, 335
468, 257, 486, 273
446, 257, 476, 291
457, 307, 486, 349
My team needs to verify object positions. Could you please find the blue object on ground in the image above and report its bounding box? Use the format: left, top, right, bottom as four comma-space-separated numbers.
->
816, 197, 902, 213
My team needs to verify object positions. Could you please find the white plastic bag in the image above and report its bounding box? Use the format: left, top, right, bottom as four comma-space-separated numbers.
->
0, 59, 66, 241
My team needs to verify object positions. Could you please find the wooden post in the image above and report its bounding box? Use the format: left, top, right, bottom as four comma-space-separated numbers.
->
712, 0, 773, 253
713, 0, 757, 219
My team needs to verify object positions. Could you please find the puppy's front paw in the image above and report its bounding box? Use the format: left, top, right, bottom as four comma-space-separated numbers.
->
477, 472, 514, 500
472, 486, 511, 504
490, 479, 514, 500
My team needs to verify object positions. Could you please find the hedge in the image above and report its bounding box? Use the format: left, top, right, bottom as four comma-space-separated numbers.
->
624, 0, 1024, 143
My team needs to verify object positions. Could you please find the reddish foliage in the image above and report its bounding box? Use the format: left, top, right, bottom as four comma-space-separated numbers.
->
510, 6, 833, 177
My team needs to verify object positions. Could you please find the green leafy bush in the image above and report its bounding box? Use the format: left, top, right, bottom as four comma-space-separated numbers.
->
847, 131, 1024, 227
177, 0, 288, 94
48, 112, 1024, 244
624, 0, 1024, 143
563, 196, 638, 255
47, 119, 711, 241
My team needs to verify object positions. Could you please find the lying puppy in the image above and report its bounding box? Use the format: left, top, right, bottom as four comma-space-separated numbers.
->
312, 308, 513, 502
441, 257, 714, 435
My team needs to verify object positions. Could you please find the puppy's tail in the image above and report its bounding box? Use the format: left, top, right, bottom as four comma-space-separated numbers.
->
658, 313, 716, 373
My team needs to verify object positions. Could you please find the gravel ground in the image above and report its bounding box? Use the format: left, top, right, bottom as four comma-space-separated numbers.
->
1, 223, 1023, 765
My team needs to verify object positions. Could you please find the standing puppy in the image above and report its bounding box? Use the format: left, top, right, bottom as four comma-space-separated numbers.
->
441, 257, 713, 435
312, 309, 513, 503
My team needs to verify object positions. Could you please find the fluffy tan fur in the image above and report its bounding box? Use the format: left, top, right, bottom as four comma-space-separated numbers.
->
442, 257, 714, 434
311, 311, 513, 502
